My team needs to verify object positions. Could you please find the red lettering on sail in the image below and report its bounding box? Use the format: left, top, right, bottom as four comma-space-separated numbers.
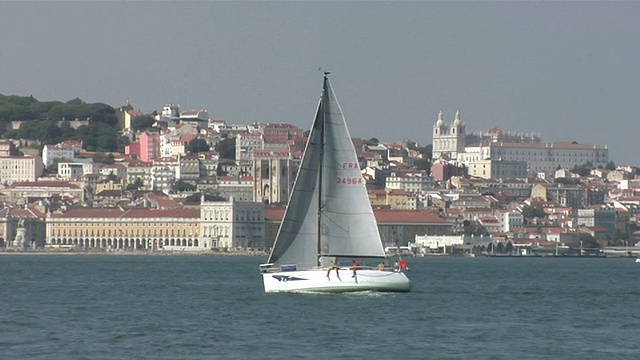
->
342, 162, 358, 170
336, 176, 365, 185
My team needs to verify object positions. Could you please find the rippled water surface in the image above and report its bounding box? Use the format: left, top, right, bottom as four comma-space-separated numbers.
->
1, 255, 639, 359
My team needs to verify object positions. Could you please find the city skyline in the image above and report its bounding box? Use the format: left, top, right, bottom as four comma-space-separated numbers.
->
1, 2, 638, 165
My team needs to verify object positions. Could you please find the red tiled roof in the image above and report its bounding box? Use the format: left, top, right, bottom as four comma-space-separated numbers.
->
52, 207, 125, 218
264, 206, 286, 221
51, 207, 200, 219
123, 208, 199, 219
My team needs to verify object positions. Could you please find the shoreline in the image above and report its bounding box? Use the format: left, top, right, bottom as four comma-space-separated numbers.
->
0, 249, 269, 256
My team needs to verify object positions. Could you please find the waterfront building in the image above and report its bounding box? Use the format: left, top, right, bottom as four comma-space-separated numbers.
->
375, 209, 452, 247
45, 207, 201, 250
201, 197, 265, 249
577, 206, 617, 233
0, 205, 46, 248
43, 196, 265, 251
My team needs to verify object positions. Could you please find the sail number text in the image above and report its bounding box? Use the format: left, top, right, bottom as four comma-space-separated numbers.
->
337, 163, 363, 184
336, 177, 363, 185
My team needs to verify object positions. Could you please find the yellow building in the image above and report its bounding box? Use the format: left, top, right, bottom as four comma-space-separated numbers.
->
46, 207, 201, 250
44, 198, 265, 251
386, 189, 412, 210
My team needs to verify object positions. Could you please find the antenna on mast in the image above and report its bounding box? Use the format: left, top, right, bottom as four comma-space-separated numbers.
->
318, 67, 331, 77
183, 72, 188, 110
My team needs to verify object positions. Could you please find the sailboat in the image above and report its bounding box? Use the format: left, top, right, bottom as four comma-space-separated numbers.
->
260, 73, 411, 293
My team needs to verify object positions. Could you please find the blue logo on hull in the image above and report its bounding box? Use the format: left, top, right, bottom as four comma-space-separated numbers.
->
272, 275, 306, 282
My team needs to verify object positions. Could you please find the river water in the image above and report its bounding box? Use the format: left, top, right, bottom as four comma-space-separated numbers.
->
1, 255, 638, 359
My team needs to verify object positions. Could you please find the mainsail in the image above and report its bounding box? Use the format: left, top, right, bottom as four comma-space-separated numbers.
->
267, 75, 386, 269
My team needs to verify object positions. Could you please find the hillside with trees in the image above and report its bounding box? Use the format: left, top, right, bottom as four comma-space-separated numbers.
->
0, 94, 128, 152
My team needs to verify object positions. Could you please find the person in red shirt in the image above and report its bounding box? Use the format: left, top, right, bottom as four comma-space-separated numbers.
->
351, 260, 360, 278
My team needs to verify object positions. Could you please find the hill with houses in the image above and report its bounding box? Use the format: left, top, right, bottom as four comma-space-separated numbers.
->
0, 97, 638, 256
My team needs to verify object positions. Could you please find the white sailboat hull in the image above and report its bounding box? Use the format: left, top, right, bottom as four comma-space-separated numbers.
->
262, 268, 411, 293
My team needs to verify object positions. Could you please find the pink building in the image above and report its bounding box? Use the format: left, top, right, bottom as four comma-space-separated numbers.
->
125, 142, 141, 158
140, 131, 160, 162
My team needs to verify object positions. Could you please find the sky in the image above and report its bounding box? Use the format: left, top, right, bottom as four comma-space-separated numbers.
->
1, 2, 639, 165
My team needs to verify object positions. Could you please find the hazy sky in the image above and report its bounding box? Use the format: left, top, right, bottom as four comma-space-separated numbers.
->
1, 2, 639, 165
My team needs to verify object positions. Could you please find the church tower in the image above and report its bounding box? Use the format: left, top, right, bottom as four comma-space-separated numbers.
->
432, 110, 465, 161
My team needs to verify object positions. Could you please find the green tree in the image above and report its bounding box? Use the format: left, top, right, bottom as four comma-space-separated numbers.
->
415, 158, 431, 173
125, 178, 144, 190
605, 161, 616, 171
578, 233, 599, 248
521, 204, 546, 220
131, 115, 155, 131
187, 138, 210, 153
172, 180, 196, 192
215, 137, 236, 160
571, 161, 593, 177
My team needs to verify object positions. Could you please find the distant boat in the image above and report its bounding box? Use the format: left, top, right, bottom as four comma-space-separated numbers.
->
259, 73, 411, 293
635, 258, 640, 263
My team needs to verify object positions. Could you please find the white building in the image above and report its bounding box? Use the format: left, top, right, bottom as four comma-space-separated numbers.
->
432, 112, 609, 175
152, 158, 177, 192
432, 111, 465, 160
500, 209, 524, 232
385, 169, 435, 194
42, 144, 75, 168
236, 133, 264, 160
58, 162, 85, 181
200, 197, 265, 249
0, 156, 44, 184
125, 161, 154, 191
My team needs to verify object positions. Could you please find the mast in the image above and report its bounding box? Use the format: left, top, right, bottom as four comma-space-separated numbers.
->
316, 72, 329, 265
